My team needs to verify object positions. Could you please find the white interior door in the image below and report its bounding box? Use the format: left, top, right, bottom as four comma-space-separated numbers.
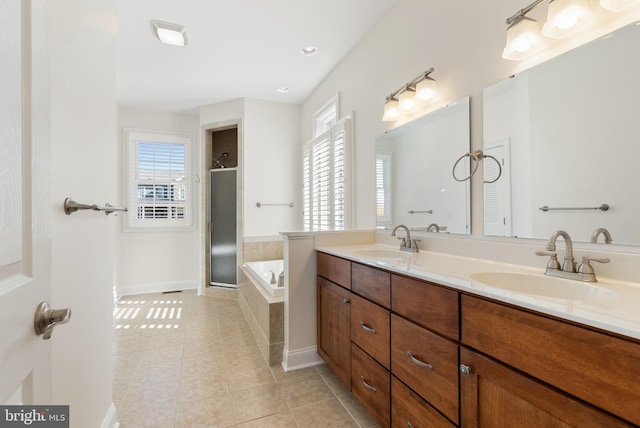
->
0, 0, 53, 405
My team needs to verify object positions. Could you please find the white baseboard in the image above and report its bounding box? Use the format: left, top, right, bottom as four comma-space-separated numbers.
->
117, 280, 198, 298
101, 403, 119, 428
281, 346, 324, 372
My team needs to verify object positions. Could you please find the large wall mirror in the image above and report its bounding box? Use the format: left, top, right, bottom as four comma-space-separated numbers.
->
376, 97, 471, 234
483, 23, 640, 246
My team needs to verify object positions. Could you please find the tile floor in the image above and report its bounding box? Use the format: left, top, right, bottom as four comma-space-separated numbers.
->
113, 290, 379, 427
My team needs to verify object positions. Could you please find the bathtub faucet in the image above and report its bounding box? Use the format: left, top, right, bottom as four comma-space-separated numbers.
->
269, 271, 277, 285
278, 271, 284, 288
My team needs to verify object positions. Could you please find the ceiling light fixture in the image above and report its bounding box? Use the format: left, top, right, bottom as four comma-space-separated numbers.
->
277, 87, 290, 93
302, 46, 318, 56
151, 20, 189, 47
382, 68, 437, 122
502, 0, 639, 60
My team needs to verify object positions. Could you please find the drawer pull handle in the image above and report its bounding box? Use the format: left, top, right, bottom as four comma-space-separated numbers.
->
360, 321, 377, 334
407, 351, 433, 370
360, 376, 377, 392
407, 422, 415, 428
342, 298, 350, 304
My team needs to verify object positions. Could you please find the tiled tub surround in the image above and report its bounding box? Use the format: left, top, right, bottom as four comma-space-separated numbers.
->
243, 236, 284, 263
238, 266, 284, 366
315, 242, 640, 340
237, 236, 285, 365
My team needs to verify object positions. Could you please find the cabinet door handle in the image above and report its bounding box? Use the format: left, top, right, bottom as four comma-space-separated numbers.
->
342, 298, 350, 304
459, 364, 472, 376
360, 321, 377, 334
407, 422, 415, 428
407, 351, 434, 370
360, 375, 377, 392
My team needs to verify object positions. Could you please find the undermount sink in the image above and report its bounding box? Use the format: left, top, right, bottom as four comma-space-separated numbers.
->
470, 271, 619, 301
352, 249, 411, 260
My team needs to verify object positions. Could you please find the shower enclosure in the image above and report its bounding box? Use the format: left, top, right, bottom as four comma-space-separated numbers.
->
209, 168, 237, 286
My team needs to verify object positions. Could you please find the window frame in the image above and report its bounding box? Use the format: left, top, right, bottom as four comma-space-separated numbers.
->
123, 128, 195, 232
313, 93, 339, 138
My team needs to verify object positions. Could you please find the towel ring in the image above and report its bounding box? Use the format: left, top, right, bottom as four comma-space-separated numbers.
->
452, 150, 502, 184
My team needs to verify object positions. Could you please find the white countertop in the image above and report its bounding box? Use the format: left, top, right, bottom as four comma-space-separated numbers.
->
315, 243, 640, 341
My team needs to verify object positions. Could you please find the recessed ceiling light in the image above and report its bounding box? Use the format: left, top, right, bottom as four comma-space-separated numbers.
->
151, 20, 188, 46
277, 87, 290, 93
302, 46, 317, 56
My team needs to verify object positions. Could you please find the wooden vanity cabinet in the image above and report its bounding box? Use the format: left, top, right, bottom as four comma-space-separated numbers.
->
317, 276, 351, 389
461, 295, 640, 426
351, 342, 391, 426
391, 314, 459, 424
319, 251, 640, 427
391, 377, 455, 428
459, 347, 631, 428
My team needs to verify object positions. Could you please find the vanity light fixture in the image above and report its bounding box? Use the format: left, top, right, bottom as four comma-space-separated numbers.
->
382, 68, 437, 122
600, 0, 640, 11
151, 20, 188, 46
503, 15, 546, 60
502, 0, 638, 60
541, 0, 595, 39
382, 96, 401, 121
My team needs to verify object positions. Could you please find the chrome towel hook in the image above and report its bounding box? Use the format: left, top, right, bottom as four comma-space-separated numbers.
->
452, 150, 502, 183
64, 198, 128, 215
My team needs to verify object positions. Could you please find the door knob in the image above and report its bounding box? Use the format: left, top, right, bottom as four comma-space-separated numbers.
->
34, 301, 71, 340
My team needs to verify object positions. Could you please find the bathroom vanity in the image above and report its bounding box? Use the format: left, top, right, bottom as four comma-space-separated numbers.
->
316, 247, 640, 427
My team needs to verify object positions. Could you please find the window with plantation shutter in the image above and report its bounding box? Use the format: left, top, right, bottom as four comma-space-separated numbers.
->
124, 129, 194, 231
303, 117, 352, 231
376, 153, 392, 226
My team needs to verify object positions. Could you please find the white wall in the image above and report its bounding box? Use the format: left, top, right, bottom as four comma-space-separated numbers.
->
200, 98, 301, 238
243, 99, 301, 237
300, 0, 640, 234
49, 0, 117, 426
117, 108, 200, 296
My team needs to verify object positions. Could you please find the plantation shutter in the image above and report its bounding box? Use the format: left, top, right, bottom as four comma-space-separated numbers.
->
303, 117, 352, 231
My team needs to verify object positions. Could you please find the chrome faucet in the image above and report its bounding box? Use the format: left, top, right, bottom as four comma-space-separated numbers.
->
591, 228, 613, 244
391, 224, 420, 253
426, 223, 441, 232
536, 229, 610, 282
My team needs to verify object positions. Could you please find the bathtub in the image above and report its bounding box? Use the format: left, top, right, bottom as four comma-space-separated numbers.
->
243, 260, 284, 297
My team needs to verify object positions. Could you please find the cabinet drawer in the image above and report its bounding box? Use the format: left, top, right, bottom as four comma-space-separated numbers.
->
462, 295, 640, 426
317, 252, 351, 289
391, 314, 459, 424
392, 274, 459, 340
351, 294, 390, 369
391, 377, 455, 428
352, 263, 391, 308
352, 343, 391, 427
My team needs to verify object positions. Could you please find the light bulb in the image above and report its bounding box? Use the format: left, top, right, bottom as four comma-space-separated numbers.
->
542, 0, 595, 39
415, 78, 437, 103
503, 17, 545, 60
398, 89, 416, 112
382, 98, 400, 121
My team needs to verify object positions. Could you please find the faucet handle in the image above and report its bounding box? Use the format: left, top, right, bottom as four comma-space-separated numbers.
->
397, 237, 407, 247
581, 255, 610, 264
535, 250, 561, 270
578, 256, 610, 282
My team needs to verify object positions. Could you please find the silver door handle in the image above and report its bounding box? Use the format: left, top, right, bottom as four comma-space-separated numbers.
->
34, 301, 71, 340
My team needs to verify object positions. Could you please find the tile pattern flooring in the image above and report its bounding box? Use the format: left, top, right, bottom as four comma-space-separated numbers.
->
113, 290, 379, 427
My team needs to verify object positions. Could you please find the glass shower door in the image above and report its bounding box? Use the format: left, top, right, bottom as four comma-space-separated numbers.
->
209, 168, 237, 286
